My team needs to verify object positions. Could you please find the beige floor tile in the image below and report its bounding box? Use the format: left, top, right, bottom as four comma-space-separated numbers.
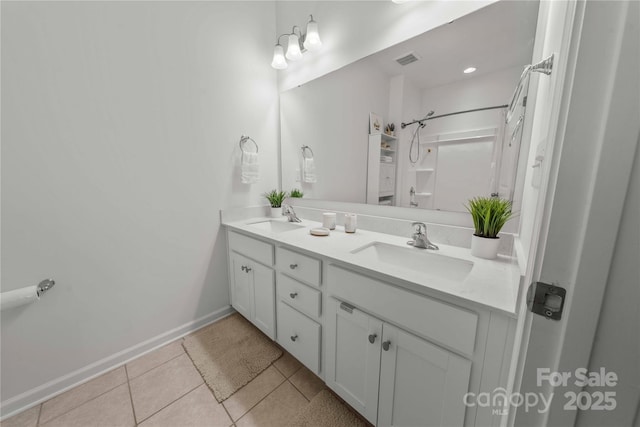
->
222, 366, 285, 421
289, 366, 325, 401
139, 384, 232, 427
40, 384, 134, 427
130, 353, 204, 423
40, 367, 127, 424
0, 404, 40, 427
235, 382, 308, 427
126, 340, 184, 379
272, 352, 302, 378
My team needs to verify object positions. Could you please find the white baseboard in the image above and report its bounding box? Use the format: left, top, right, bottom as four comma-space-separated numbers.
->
0, 305, 234, 420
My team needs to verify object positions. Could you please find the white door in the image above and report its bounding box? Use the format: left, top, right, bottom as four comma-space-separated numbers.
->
230, 252, 252, 321
325, 299, 382, 425
508, 1, 639, 425
377, 323, 471, 427
251, 262, 275, 339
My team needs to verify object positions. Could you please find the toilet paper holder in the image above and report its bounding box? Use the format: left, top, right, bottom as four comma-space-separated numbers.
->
37, 278, 56, 296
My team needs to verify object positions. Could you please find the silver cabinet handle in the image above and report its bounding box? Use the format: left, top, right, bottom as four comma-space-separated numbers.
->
382, 340, 391, 351
245, 266, 252, 273
290, 334, 298, 342
368, 334, 377, 344
289, 263, 298, 270
289, 292, 298, 299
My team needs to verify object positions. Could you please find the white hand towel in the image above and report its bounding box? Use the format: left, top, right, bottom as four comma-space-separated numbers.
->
303, 157, 317, 183
241, 152, 260, 184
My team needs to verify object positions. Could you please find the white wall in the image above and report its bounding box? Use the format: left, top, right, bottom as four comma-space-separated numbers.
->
280, 59, 390, 202
275, 0, 496, 92
1, 1, 278, 414
577, 136, 639, 426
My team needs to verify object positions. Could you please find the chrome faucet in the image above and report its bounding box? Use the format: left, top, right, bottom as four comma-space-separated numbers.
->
407, 222, 439, 250
282, 204, 302, 223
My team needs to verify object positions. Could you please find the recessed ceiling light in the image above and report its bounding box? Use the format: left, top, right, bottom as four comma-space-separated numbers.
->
464, 67, 477, 74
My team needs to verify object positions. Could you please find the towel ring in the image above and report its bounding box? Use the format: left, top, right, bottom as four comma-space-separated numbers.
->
301, 145, 314, 159
239, 135, 258, 153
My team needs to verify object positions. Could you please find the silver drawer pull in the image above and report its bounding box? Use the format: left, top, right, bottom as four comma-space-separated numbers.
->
289, 292, 298, 299
368, 333, 377, 344
382, 340, 391, 351
289, 263, 298, 269
290, 334, 298, 342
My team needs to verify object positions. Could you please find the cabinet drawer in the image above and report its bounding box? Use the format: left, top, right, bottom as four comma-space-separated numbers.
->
278, 274, 321, 318
228, 231, 274, 266
327, 265, 478, 357
276, 247, 321, 286
277, 301, 321, 374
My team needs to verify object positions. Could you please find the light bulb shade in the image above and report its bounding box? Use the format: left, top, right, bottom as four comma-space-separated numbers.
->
285, 34, 303, 61
303, 20, 322, 51
271, 44, 288, 69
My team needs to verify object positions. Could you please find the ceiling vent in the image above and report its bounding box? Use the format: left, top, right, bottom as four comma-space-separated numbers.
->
395, 52, 420, 66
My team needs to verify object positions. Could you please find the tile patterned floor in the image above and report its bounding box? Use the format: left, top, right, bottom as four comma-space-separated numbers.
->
1, 319, 352, 427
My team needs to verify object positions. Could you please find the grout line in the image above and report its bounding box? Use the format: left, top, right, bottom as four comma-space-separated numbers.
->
126, 346, 186, 382
35, 403, 43, 427
286, 378, 311, 403
37, 370, 128, 426
124, 366, 138, 426
219, 398, 234, 425
230, 375, 287, 423
134, 383, 203, 425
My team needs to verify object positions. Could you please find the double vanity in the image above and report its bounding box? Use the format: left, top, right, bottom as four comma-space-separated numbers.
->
222, 207, 522, 427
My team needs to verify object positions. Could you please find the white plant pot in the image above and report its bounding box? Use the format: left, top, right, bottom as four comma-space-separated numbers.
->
470, 235, 500, 259
271, 207, 281, 218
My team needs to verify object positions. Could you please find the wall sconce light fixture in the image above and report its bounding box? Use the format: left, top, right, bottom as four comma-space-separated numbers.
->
271, 15, 322, 70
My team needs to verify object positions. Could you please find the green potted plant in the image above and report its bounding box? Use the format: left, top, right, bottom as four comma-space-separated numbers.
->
465, 196, 513, 259
289, 188, 304, 198
264, 190, 287, 217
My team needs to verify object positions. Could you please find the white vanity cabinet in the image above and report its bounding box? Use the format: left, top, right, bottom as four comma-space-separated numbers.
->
227, 231, 276, 339
326, 298, 471, 426
325, 264, 489, 426
224, 221, 517, 427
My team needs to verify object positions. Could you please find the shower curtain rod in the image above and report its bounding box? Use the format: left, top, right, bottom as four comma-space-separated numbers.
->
401, 104, 508, 129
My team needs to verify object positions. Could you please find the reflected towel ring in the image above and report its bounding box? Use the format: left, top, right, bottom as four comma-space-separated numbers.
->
239, 135, 258, 153
301, 145, 314, 159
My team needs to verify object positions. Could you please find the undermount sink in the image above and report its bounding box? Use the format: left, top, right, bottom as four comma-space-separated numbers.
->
247, 220, 305, 233
350, 242, 474, 281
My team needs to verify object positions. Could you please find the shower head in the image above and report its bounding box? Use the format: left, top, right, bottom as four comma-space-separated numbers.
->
420, 111, 434, 127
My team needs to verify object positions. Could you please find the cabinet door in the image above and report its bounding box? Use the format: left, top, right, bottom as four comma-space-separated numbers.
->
325, 299, 382, 425
379, 163, 396, 193
230, 252, 253, 321
252, 262, 275, 339
378, 324, 472, 427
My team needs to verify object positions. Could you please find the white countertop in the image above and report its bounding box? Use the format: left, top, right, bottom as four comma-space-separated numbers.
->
223, 216, 522, 317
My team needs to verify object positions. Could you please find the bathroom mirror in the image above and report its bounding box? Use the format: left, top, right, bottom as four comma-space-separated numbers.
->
280, 0, 539, 213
